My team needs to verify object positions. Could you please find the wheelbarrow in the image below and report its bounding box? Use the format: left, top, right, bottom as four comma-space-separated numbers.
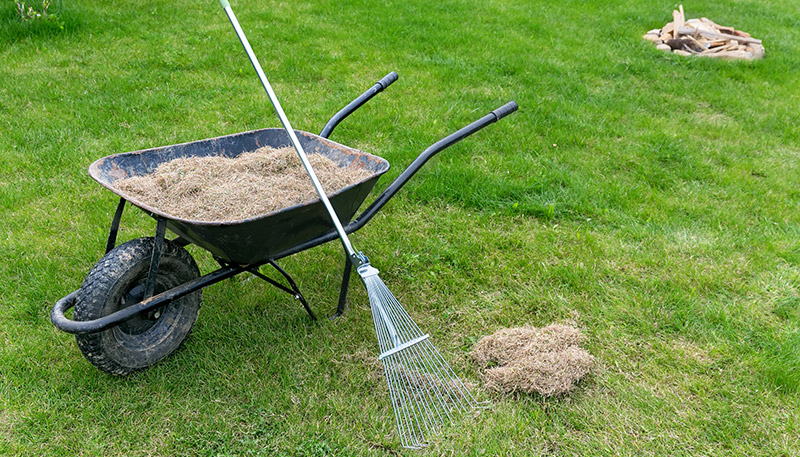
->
51, 71, 518, 375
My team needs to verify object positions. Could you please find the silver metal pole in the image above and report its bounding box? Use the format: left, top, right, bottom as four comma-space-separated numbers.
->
220, 0, 358, 260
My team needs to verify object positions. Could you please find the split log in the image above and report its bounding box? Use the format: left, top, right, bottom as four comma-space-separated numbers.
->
701, 45, 728, 54
685, 35, 708, 50
700, 50, 754, 60
673, 9, 685, 37
698, 18, 732, 34
698, 17, 734, 34
750, 43, 765, 58
678, 26, 762, 44
643, 33, 662, 43
700, 17, 718, 27
666, 38, 704, 53
686, 19, 717, 35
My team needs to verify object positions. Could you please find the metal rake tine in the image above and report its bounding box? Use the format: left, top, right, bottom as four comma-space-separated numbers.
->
381, 286, 423, 336
424, 339, 485, 406
383, 323, 438, 444
376, 277, 421, 339
369, 291, 419, 444
393, 345, 443, 433
395, 358, 432, 446
392, 357, 432, 448
384, 357, 422, 447
374, 315, 425, 445
406, 340, 465, 415
404, 348, 453, 425
373, 301, 433, 446
393, 333, 455, 423
372, 305, 426, 444
417, 340, 474, 411
360, 265, 487, 448
378, 291, 473, 414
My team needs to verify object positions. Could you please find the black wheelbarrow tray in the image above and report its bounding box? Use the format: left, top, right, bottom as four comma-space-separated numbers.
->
50, 71, 518, 375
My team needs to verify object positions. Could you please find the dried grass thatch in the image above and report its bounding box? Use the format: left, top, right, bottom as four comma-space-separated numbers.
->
472, 324, 593, 396
113, 146, 371, 222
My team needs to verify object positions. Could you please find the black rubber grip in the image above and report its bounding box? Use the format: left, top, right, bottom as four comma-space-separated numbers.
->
377, 71, 399, 90
491, 101, 518, 121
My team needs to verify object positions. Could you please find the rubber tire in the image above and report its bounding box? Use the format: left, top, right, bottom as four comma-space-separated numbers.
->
74, 237, 202, 376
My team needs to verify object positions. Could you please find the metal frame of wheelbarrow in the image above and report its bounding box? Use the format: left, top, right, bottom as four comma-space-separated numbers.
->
51, 71, 518, 335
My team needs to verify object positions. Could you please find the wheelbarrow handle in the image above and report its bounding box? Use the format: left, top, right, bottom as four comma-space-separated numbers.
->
51, 265, 245, 334
261, 101, 518, 261
319, 71, 399, 139
491, 101, 518, 121
349, 101, 519, 229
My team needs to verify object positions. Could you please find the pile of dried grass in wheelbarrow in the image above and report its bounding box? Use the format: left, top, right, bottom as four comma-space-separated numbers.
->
113, 146, 371, 222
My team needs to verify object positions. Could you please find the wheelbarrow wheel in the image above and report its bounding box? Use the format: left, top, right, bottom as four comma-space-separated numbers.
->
74, 237, 202, 375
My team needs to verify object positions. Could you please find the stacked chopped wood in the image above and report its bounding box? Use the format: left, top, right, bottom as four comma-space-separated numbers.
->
643, 5, 764, 60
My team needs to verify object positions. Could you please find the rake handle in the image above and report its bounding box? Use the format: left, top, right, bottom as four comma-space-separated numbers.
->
219, 0, 360, 262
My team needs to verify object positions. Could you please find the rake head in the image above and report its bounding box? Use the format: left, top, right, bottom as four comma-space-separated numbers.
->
358, 264, 486, 449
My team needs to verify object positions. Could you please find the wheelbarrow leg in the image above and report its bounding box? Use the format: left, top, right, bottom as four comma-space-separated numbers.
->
105, 197, 127, 254
103, 200, 169, 300
144, 216, 167, 299
332, 256, 352, 320
248, 261, 317, 321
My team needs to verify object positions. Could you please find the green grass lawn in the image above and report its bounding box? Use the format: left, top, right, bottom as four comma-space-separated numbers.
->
2, 0, 799, 455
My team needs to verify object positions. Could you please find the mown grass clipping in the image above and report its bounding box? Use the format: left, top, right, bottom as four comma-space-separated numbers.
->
113, 146, 372, 222
473, 324, 594, 396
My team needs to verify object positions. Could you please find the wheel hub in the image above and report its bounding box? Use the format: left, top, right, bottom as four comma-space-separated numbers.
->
117, 283, 164, 335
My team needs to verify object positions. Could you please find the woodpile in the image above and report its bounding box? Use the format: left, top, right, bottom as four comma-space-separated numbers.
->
643, 5, 764, 60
